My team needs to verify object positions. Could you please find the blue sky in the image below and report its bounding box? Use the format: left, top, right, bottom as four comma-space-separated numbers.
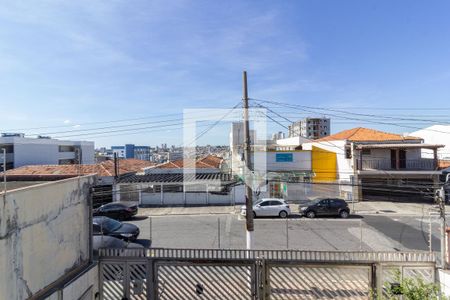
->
1, 0, 450, 147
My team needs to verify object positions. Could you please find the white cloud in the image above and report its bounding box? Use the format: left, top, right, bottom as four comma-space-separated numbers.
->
63, 119, 71, 124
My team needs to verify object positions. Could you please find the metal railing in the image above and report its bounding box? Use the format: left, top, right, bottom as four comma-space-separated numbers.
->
98, 247, 436, 262
357, 159, 436, 171
98, 248, 436, 300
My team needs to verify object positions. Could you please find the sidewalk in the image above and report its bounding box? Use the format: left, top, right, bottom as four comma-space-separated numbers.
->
137, 202, 449, 217
138, 205, 238, 216
351, 201, 448, 216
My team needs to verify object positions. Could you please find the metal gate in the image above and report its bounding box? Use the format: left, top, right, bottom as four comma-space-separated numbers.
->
98, 248, 436, 300
267, 263, 373, 299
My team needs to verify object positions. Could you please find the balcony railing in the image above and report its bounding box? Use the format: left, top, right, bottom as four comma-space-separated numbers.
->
356, 159, 436, 171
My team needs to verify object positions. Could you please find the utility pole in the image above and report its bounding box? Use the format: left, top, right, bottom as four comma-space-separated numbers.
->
114, 153, 119, 179
2, 148, 6, 196
437, 186, 447, 268
243, 71, 254, 250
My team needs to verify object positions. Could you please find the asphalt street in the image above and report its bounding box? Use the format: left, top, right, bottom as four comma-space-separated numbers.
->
127, 212, 443, 253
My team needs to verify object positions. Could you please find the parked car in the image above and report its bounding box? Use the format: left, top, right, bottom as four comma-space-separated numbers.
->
241, 198, 291, 218
93, 216, 140, 242
93, 202, 138, 220
93, 236, 144, 257
299, 198, 350, 218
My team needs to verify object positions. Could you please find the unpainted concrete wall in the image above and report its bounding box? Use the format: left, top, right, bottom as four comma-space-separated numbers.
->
0, 175, 95, 299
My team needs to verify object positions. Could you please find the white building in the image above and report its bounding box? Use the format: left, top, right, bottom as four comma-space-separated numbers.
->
0, 133, 94, 169
302, 127, 443, 202
168, 151, 183, 161
271, 131, 285, 140
288, 117, 330, 139
409, 125, 450, 160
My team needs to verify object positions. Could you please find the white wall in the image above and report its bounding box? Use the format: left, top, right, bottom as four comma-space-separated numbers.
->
255, 151, 311, 172
140, 185, 243, 206
410, 125, 450, 159
61, 265, 98, 300
186, 192, 207, 205
0, 175, 95, 300
275, 136, 311, 147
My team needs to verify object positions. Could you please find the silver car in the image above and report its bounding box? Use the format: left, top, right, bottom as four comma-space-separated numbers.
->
241, 198, 291, 218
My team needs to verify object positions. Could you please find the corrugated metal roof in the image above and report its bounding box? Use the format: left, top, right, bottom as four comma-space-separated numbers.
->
117, 172, 235, 183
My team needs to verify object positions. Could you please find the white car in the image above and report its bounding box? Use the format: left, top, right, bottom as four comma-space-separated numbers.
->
241, 198, 291, 218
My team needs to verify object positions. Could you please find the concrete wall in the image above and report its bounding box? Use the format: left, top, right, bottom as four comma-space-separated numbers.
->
0, 175, 95, 299
257, 151, 311, 172
61, 264, 98, 300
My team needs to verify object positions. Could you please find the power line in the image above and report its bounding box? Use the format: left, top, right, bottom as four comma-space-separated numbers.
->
251, 98, 450, 135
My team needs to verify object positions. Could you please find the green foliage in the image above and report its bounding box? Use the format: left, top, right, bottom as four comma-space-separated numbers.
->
373, 270, 446, 300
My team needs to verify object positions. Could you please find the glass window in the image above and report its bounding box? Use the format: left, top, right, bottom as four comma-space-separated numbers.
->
59, 145, 75, 152
345, 148, 352, 159
319, 200, 329, 206
260, 201, 271, 207
0, 144, 14, 153
93, 224, 101, 234
101, 218, 122, 232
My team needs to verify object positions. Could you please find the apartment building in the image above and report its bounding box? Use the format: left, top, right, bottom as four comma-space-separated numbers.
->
0, 133, 94, 169
288, 117, 330, 139
111, 144, 152, 160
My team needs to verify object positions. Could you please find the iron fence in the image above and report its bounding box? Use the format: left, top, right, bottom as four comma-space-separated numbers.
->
99, 247, 436, 262
98, 248, 436, 300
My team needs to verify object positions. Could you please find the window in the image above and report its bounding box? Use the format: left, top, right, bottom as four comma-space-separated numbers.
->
345, 148, 352, 159
0, 144, 13, 153
319, 200, 329, 206
59, 145, 75, 152
260, 201, 271, 207
271, 201, 282, 206
93, 224, 102, 234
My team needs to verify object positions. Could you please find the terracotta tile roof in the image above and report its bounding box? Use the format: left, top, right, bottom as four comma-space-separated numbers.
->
100, 159, 155, 175
1, 159, 155, 177
439, 160, 450, 170
153, 155, 223, 169
316, 127, 422, 142
198, 155, 223, 168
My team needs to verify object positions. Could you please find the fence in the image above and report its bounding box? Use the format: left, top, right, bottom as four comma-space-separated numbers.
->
98, 248, 436, 300
356, 159, 436, 171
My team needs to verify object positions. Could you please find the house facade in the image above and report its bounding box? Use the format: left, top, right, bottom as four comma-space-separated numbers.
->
302, 127, 444, 202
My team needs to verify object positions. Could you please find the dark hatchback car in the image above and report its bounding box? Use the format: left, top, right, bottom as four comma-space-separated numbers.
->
93, 202, 138, 220
93, 216, 140, 242
299, 198, 350, 218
